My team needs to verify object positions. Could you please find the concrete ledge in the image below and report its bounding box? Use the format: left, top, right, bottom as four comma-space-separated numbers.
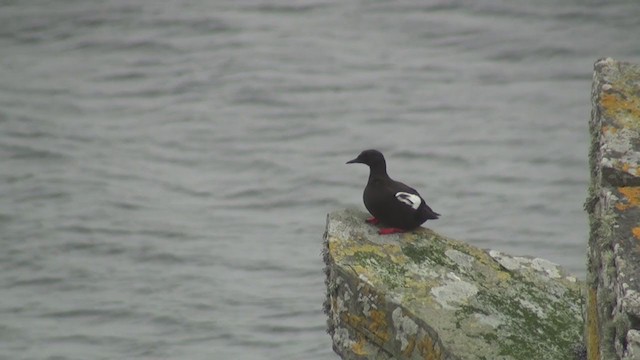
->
586, 58, 640, 360
323, 209, 583, 360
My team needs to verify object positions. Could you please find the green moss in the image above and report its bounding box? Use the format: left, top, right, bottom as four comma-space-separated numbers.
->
480, 332, 498, 343
587, 197, 619, 357
598, 210, 618, 242
613, 314, 631, 354
353, 251, 406, 289
584, 183, 598, 213
454, 303, 487, 329
470, 284, 582, 359
602, 250, 616, 278
602, 320, 618, 359
402, 241, 457, 270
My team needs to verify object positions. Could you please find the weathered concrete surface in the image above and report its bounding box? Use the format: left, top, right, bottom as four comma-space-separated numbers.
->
586, 58, 640, 360
323, 209, 583, 360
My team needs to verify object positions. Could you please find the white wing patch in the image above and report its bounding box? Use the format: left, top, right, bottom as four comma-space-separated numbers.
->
395, 192, 421, 210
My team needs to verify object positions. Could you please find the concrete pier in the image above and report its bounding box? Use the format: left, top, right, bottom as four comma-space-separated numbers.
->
323, 209, 583, 359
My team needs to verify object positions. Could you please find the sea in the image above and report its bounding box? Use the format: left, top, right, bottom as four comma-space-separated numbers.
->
1, 1, 640, 359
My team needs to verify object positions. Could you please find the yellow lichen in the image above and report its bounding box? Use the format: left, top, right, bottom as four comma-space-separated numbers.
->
632, 227, 640, 240
334, 241, 405, 264
615, 187, 640, 211
496, 271, 512, 282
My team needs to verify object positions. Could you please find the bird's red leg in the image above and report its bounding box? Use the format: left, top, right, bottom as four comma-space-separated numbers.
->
378, 228, 405, 235
365, 217, 380, 225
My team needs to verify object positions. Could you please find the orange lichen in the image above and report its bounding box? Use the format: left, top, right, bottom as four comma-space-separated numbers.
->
342, 312, 364, 329
632, 227, 640, 240
368, 309, 390, 342
351, 335, 368, 355
401, 335, 416, 358
341, 310, 390, 345
616, 162, 640, 176
416, 335, 444, 360
600, 92, 640, 127
615, 187, 640, 211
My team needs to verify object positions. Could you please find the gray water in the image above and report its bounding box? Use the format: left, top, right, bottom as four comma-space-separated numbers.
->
1, 1, 640, 359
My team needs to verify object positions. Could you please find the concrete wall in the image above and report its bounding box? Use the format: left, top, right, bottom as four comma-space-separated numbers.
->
586, 58, 640, 360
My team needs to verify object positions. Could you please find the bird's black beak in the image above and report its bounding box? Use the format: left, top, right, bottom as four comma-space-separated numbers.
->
346, 158, 360, 164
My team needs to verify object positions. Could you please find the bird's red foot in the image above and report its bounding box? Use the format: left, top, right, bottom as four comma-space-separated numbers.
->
365, 217, 380, 225
378, 228, 405, 235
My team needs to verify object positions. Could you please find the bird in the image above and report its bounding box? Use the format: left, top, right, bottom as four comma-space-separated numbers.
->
346, 149, 439, 235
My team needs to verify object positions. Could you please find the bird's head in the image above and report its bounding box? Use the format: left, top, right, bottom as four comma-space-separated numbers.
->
346, 149, 386, 167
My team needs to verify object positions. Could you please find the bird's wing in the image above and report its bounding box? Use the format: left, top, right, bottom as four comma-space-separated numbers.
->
394, 192, 422, 210
391, 180, 440, 218
388, 181, 422, 210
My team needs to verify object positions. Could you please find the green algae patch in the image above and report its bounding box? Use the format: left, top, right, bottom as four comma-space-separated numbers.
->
324, 209, 584, 360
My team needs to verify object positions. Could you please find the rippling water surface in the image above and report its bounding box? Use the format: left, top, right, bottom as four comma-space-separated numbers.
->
2, 1, 640, 359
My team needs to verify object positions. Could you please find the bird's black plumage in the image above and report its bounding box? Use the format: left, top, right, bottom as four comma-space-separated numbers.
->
346, 149, 439, 233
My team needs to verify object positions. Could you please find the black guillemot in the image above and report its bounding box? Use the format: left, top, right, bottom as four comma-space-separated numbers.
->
346, 149, 440, 235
